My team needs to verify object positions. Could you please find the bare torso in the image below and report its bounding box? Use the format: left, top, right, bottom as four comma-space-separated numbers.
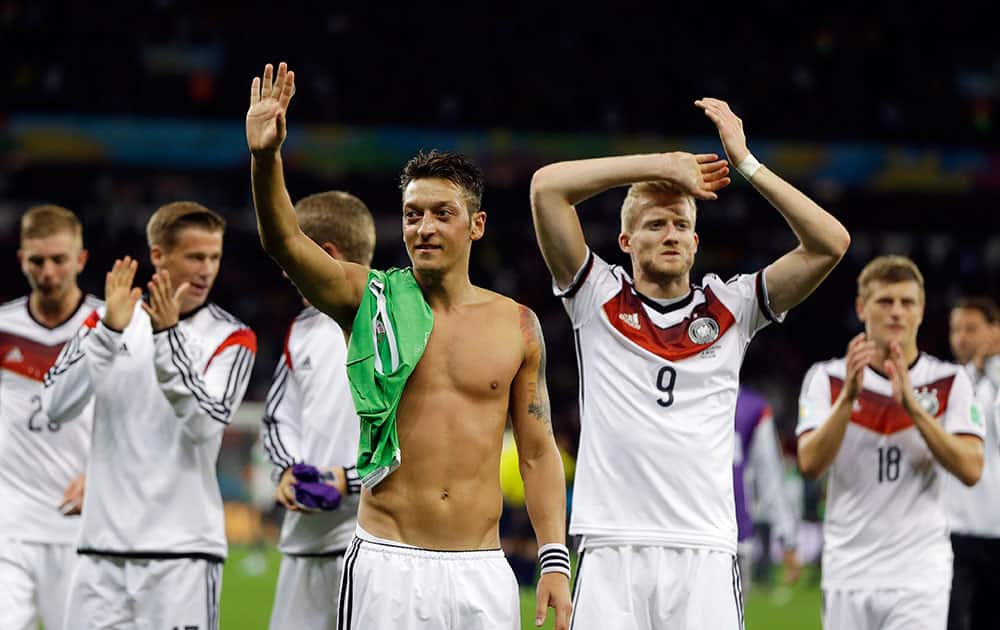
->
357, 287, 526, 550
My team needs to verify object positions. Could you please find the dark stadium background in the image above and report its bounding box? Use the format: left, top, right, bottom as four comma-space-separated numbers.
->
3, 3, 997, 627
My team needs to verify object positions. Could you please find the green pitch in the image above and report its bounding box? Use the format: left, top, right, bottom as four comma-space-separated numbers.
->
221, 547, 821, 629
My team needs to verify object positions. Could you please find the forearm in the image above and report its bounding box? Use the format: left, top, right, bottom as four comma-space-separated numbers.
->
520, 448, 567, 546
797, 395, 853, 478
748, 167, 850, 259
911, 408, 983, 485
532, 154, 671, 206
251, 152, 303, 259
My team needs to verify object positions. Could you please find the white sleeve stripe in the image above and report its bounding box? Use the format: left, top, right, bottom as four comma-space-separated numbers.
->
166, 329, 232, 425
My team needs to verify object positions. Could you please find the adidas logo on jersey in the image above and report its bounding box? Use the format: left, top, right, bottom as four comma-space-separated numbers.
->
618, 312, 641, 330
4, 346, 24, 363
299, 356, 313, 370
118, 342, 130, 356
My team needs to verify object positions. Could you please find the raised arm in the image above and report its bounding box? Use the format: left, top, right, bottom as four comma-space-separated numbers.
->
144, 271, 256, 444
798, 333, 876, 478
509, 306, 572, 630
530, 153, 729, 288
42, 257, 140, 423
246, 62, 368, 328
884, 342, 984, 486
696, 98, 851, 315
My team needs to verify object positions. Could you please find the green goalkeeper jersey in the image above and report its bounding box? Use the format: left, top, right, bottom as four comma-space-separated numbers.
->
346, 268, 433, 488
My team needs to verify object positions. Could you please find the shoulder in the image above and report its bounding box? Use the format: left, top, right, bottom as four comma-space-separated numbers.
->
0, 296, 28, 327
199, 303, 256, 349
803, 357, 844, 384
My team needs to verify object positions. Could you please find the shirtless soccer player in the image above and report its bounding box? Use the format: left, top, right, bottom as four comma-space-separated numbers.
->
263, 191, 375, 630
247, 62, 572, 630
0, 205, 100, 630
530, 98, 850, 629
43, 202, 256, 629
798, 256, 984, 630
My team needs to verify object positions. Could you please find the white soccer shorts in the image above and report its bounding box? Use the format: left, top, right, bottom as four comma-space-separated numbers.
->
64, 554, 222, 630
336, 528, 520, 630
569, 545, 744, 630
823, 587, 949, 630
269, 552, 346, 630
0, 538, 77, 630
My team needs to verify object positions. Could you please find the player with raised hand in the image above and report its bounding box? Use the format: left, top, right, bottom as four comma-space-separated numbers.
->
529, 98, 850, 629
248, 62, 572, 629
43, 202, 256, 630
797, 256, 984, 630
261, 190, 375, 630
0, 205, 101, 630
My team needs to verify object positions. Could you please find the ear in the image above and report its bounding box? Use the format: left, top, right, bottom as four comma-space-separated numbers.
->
855, 296, 866, 323
470, 211, 487, 242
77, 248, 89, 272
618, 232, 631, 254
150, 245, 164, 270
320, 242, 344, 261
692, 232, 699, 254
16, 249, 23, 266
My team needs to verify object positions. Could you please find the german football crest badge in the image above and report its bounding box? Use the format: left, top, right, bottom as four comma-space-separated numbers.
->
688, 316, 720, 345
914, 387, 939, 416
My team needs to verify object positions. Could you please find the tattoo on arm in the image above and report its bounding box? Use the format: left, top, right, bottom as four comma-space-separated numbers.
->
520, 306, 553, 434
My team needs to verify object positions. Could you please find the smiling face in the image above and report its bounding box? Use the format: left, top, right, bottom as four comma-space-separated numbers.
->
619, 189, 699, 285
19, 231, 87, 308
402, 177, 485, 276
150, 227, 223, 313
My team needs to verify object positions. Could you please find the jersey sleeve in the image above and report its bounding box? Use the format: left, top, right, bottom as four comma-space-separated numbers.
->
261, 336, 304, 478
943, 367, 986, 439
749, 411, 798, 549
41, 311, 113, 424
720, 269, 787, 343
797, 362, 832, 437
152, 325, 256, 444
555, 250, 617, 328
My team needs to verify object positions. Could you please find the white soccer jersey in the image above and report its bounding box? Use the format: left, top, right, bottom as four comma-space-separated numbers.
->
262, 307, 361, 555
797, 354, 983, 590
42, 301, 255, 560
0, 294, 101, 544
559, 251, 782, 554
944, 360, 1000, 537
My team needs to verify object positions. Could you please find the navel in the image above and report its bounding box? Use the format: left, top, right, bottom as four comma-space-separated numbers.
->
440, 489, 449, 500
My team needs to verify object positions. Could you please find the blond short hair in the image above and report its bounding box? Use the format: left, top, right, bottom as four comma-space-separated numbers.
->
146, 201, 226, 250
21, 205, 83, 246
620, 181, 697, 233
857, 255, 925, 303
295, 191, 376, 265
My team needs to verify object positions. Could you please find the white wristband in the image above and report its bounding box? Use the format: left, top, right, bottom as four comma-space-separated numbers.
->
736, 153, 763, 180
538, 543, 571, 577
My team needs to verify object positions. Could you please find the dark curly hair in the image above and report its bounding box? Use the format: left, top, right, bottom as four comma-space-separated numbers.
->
399, 150, 484, 214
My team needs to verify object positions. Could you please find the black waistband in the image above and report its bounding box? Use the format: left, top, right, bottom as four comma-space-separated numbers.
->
285, 548, 348, 558
78, 548, 224, 563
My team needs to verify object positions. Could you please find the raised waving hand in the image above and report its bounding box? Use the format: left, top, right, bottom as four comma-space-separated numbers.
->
247, 62, 296, 156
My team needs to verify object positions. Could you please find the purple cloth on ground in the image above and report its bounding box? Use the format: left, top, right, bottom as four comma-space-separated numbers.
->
292, 463, 342, 511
